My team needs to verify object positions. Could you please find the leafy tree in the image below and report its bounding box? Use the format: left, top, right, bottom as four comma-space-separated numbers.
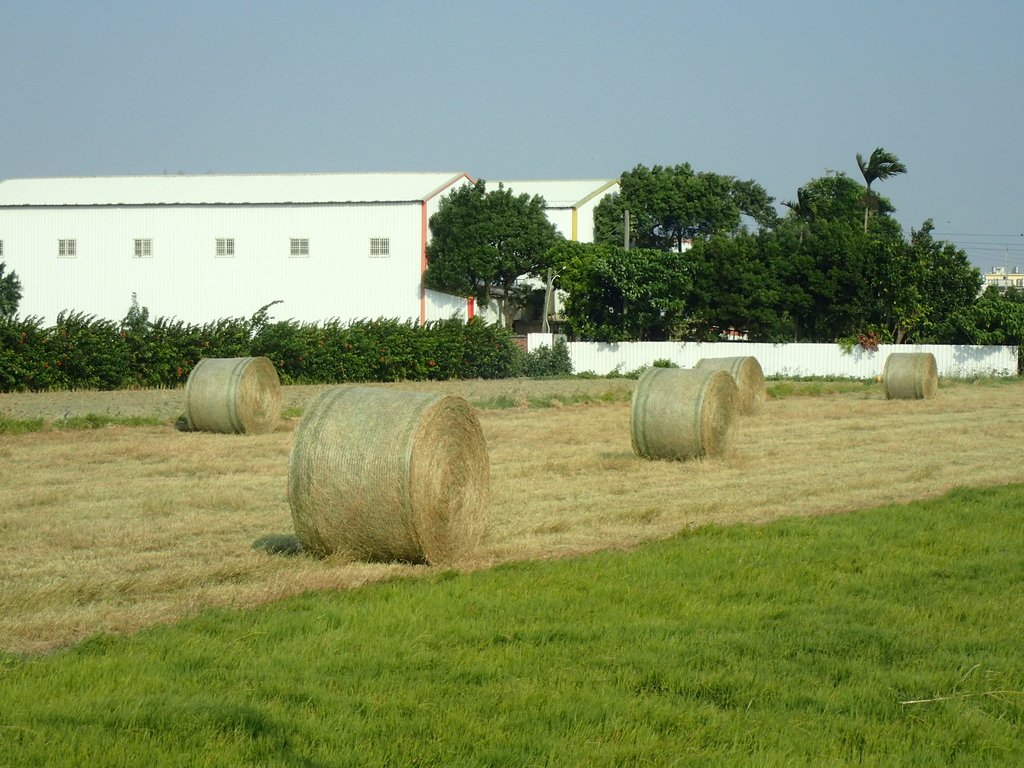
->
730, 178, 779, 231
760, 228, 813, 340
0, 262, 22, 318
913, 223, 983, 342
687, 232, 786, 341
781, 187, 814, 245
856, 147, 907, 233
952, 286, 1024, 349
593, 191, 629, 248
552, 241, 693, 341
594, 164, 776, 251
772, 172, 904, 342
873, 220, 981, 343
782, 171, 895, 229
425, 180, 562, 327
804, 218, 880, 340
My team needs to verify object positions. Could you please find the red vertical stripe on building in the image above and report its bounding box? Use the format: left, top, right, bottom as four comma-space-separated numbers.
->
419, 201, 428, 325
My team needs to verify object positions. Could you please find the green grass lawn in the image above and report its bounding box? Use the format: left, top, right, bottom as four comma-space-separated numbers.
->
1, 485, 1022, 767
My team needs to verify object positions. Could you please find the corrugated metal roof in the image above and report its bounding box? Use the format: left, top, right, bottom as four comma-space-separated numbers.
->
485, 179, 618, 208
0, 172, 470, 206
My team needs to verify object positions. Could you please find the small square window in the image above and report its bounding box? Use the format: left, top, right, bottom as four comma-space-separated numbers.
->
58, 238, 77, 258
216, 238, 235, 257
369, 237, 390, 257
290, 238, 309, 257
134, 238, 153, 258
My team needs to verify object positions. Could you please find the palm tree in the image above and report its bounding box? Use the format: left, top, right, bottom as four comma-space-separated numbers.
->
856, 147, 907, 232
782, 186, 814, 244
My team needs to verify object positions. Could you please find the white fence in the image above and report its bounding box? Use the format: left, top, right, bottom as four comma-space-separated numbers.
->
526, 335, 1019, 378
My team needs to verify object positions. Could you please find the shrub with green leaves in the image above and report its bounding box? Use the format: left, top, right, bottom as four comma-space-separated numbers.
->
47, 312, 129, 390
0, 303, 525, 392
0, 315, 52, 391
521, 338, 573, 378
458, 318, 521, 379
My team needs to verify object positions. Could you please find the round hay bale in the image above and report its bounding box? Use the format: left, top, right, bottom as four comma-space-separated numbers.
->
184, 356, 281, 434
693, 356, 766, 415
288, 387, 490, 564
883, 352, 938, 400
631, 367, 739, 461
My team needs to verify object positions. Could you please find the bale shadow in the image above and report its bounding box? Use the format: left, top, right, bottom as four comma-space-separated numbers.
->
252, 533, 303, 556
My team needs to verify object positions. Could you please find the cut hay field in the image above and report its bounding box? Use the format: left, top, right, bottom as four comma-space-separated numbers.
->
1, 377, 1022, 654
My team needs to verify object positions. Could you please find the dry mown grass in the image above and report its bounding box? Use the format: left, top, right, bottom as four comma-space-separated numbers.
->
2, 379, 1022, 654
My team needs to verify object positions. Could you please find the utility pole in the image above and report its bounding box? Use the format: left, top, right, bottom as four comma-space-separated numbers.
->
623, 209, 630, 250
542, 267, 553, 334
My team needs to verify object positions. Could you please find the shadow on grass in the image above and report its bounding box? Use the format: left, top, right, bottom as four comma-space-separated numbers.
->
252, 533, 303, 556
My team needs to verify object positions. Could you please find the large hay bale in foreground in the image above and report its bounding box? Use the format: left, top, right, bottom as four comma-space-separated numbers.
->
288, 387, 490, 564
883, 352, 938, 400
184, 356, 281, 434
694, 356, 766, 415
631, 367, 739, 461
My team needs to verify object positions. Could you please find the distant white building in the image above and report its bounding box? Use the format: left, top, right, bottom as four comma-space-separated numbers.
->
982, 266, 1024, 293
0, 172, 476, 325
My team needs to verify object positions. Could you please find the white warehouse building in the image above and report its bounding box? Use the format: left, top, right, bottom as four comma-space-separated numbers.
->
0, 172, 619, 327
0, 172, 480, 326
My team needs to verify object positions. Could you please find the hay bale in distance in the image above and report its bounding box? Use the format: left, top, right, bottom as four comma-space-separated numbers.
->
883, 352, 938, 400
631, 367, 739, 461
693, 356, 766, 415
184, 356, 281, 434
288, 387, 490, 564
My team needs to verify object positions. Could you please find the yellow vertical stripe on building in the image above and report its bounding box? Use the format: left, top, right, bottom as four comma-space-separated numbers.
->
571, 208, 578, 241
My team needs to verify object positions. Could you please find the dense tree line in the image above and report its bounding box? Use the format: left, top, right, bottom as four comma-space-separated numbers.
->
424, 157, 998, 347
570, 158, 986, 344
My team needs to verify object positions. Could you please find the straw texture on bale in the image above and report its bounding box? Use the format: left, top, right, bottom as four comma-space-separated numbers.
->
184, 356, 281, 434
693, 356, 766, 415
288, 387, 490, 564
631, 367, 739, 461
883, 352, 938, 400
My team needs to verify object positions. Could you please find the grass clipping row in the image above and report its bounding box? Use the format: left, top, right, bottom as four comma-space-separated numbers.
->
184, 356, 281, 434
883, 352, 939, 400
693, 356, 766, 415
631, 367, 739, 461
288, 386, 490, 565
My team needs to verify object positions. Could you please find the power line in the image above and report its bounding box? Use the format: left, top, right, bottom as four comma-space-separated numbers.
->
933, 231, 1024, 238
948, 241, 1024, 249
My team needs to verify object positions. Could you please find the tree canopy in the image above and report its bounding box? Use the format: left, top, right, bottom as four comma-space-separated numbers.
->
551, 241, 693, 341
686, 232, 785, 342
593, 164, 777, 251
422, 155, 998, 348
560, 156, 993, 347
425, 180, 561, 327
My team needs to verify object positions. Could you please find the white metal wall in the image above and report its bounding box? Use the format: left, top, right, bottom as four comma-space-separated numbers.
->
424, 289, 471, 322
527, 335, 1019, 378
3, 203, 425, 325
574, 194, 608, 243
543, 208, 574, 239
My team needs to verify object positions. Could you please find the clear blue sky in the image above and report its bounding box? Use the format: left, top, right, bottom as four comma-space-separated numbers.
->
3, 0, 1022, 270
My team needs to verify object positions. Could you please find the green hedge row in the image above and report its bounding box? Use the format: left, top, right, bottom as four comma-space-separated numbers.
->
0, 302, 569, 392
